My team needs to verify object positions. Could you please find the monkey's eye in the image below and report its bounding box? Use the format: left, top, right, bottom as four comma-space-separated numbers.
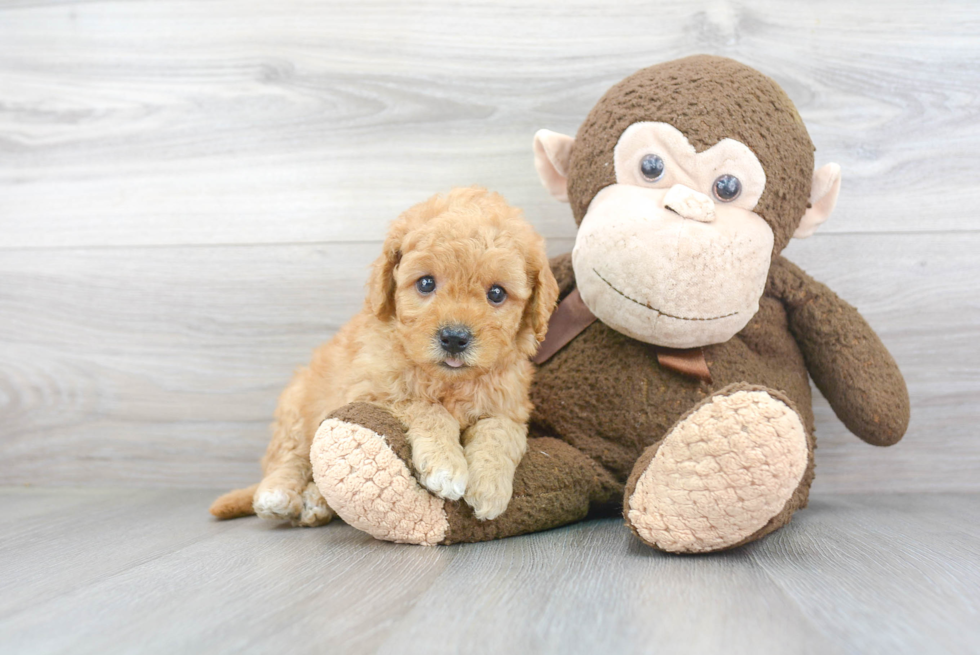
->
640, 154, 665, 182
713, 174, 742, 202
487, 285, 507, 306
416, 276, 436, 295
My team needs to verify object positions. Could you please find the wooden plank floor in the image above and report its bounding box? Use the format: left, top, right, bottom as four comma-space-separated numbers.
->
1, 488, 978, 655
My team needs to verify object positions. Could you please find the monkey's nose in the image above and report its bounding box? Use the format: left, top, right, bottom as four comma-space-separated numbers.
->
663, 184, 716, 223
439, 326, 472, 355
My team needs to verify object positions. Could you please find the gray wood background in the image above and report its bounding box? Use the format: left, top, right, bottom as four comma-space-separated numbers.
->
1, 0, 978, 493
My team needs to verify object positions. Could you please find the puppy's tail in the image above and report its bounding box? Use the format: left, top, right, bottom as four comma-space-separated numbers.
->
209, 483, 259, 520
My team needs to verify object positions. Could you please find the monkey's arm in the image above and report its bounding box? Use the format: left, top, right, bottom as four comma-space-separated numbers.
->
767, 256, 909, 446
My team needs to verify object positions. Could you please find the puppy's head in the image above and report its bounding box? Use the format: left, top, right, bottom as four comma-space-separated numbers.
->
368, 187, 558, 376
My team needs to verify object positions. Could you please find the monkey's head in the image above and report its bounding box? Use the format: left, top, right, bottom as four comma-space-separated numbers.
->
534, 55, 841, 349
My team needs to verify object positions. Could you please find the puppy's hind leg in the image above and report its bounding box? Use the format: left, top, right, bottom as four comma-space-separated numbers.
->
255, 402, 335, 527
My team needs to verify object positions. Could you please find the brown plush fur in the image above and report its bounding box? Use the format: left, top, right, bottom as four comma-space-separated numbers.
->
322, 234, 905, 547
518, 57, 907, 549
567, 55, 814, 258
211, 187, 558, 524
303, 56, 909, 552
528, 252, 817, 489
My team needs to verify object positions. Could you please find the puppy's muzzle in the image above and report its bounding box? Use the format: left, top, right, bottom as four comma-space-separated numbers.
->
438, 326, 472, 355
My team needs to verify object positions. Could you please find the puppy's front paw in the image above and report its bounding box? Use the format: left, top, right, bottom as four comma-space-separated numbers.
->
464, 460, 514, 521
412, 444, 468, 501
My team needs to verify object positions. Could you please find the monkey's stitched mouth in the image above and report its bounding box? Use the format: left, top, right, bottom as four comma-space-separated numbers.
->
592, 269, 737, 322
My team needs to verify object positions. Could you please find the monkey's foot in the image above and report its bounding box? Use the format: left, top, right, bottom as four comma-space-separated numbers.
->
311, 403, 614, 545
310, 404, 449, 545
624, 385, 809, 553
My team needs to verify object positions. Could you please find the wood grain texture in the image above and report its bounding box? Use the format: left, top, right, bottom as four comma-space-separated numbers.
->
1, 0, 978, 492
1, 488, 978, 654
1, 0, 978, 249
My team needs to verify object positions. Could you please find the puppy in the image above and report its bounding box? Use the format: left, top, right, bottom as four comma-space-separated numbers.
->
210, 187, 559, 524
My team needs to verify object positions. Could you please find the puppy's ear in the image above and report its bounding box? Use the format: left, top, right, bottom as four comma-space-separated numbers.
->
517, 244, 560, 358
368, 219, 406, 321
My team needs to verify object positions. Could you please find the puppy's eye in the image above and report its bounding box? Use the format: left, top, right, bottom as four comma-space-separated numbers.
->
640, 154, 665, 182
487, 285, 507, 306
416, 276, 436, 295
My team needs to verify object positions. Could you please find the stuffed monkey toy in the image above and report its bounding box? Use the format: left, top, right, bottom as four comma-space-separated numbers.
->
308, 55, 910, 553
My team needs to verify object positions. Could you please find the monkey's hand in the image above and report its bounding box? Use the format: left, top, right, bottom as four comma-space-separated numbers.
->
768, 256, 910, 446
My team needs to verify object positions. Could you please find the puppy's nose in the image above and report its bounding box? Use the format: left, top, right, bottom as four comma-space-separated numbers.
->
439, 326, 472, 355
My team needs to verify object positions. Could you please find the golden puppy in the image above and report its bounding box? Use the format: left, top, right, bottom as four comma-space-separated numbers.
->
211, 187, 559, 524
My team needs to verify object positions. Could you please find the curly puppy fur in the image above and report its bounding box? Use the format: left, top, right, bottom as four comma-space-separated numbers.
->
211, 187, 559, 524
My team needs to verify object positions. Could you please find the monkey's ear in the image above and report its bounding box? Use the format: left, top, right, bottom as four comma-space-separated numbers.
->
533, 129, 575, 203
794, 163, 842, 239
